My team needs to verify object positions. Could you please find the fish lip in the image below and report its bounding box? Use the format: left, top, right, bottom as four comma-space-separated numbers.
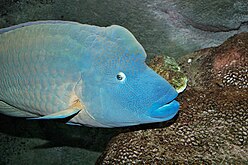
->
153, 96, 176, 110
147, 100, 180, 119
146, 88, 179, 119
148, 89, 178, 112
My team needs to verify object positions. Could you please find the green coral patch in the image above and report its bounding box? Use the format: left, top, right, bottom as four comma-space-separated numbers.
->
148, 55, 188, 93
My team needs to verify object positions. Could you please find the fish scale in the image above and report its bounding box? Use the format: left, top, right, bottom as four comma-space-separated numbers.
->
0, 23, 84, 116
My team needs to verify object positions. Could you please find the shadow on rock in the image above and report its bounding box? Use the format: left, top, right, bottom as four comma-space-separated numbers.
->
0, 112, 180, 152
0, 114, 119, 152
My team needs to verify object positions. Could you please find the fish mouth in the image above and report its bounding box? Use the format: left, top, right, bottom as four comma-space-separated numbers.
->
146, 89, 179, 120
148, 100, 179, 119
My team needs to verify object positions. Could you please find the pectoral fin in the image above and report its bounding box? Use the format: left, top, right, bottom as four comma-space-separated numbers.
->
66, 122, 82, 126
29, 108, 81, 120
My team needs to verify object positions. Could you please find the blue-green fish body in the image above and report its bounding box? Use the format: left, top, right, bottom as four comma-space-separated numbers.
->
0, 21, 179, 127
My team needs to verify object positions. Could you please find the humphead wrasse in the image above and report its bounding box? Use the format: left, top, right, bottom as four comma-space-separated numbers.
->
0, 21, 179, 127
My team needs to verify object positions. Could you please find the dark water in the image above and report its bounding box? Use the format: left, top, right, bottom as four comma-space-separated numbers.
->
0, 0, 247, 164
1, 0, 247, 59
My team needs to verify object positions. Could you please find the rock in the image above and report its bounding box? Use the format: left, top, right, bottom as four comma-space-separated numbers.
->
97, 33, 248, 164
179, 32, 248, 89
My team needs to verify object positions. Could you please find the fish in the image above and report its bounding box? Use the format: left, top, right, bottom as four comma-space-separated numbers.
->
0, 21, 179, 127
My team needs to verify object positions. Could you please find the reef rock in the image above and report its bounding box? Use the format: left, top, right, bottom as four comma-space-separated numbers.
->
97, 33, 248, 164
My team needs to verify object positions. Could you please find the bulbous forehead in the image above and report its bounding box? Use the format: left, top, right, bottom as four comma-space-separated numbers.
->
84, 25, 147, 71
104, 25, 146, 58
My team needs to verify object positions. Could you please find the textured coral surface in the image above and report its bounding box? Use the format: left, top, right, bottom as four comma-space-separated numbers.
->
148, 55, 187, 93
97, 33, 248, 164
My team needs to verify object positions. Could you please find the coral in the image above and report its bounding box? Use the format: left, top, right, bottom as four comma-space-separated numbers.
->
179, 32, 248, 90
148, 55, 188, 93
97, 33, 248, 164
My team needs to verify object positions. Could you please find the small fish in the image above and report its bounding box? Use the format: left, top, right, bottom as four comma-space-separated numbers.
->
0, 21, 179, 127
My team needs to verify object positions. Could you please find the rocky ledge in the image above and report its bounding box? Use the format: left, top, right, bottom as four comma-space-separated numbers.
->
97, 32, 248, 164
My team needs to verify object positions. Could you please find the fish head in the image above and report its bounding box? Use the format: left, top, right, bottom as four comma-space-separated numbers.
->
80, 25, 179, 127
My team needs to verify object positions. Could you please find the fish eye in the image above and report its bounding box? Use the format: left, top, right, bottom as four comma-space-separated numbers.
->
116, 72, 126, 82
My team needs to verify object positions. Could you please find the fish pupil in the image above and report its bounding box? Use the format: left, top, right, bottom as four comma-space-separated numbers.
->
117, 74, 123, 80
116, 72, 126, 82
